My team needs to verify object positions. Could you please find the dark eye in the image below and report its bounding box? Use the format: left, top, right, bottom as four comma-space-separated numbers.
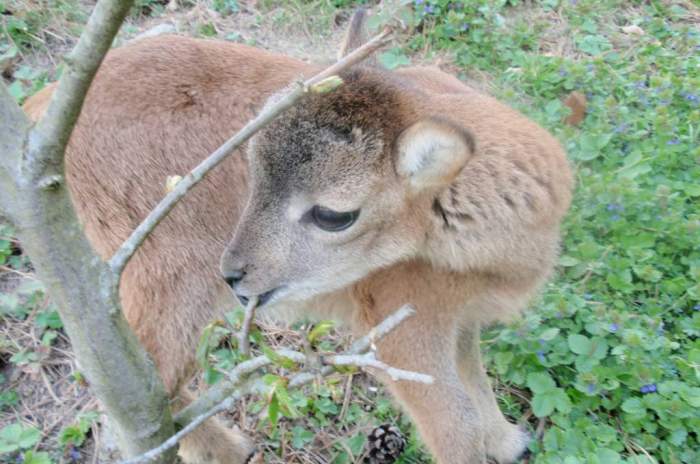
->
310, 206, 360, 232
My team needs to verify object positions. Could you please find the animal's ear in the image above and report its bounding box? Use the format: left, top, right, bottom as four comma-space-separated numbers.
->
338, 8, 377, 66
395, 118, 475, 192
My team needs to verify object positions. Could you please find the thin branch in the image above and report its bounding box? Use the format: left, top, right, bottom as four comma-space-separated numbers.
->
324, 352, 434, 384
108, 27, 392, 277
126, 305, 421, 463
288, 304, 417, 388
24, 0, 134, 183
347, 304, 415, 353
238, 296, 259, 357
119, 397, 234, 464
177, 304, 415, 423
120, 348, 297, 464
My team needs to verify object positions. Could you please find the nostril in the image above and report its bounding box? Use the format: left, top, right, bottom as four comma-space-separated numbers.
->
223, 269, 245, 288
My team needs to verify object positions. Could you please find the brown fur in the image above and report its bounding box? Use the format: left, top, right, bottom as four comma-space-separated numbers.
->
24, 26, 572, 464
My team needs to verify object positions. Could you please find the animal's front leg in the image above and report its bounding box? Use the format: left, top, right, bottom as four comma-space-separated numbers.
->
350, 263, 489, 464
457, 323, 530, 463
369, 315, 487, 464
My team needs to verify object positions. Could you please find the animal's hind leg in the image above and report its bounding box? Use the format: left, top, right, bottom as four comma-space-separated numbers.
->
456, 324, 530, 463
174, 389, 255, 464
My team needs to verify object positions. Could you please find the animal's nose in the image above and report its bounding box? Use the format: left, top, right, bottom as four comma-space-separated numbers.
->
223, 268, 246, 289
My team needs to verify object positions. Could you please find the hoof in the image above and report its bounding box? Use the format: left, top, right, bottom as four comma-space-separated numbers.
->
245, 449, 263, 464
486, 425, 531, 463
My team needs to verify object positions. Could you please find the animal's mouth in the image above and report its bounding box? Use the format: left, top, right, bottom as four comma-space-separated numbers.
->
235, 287, 280, 307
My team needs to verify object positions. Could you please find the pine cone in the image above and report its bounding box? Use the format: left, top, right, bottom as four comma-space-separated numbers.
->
365, 424, 406, 463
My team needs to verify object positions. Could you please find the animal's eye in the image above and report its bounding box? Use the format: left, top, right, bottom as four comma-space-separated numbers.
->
310, 206, 359, 232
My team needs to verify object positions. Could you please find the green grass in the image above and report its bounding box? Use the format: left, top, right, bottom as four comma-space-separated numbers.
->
396, 1, 699, 462
2, 0, 699, 463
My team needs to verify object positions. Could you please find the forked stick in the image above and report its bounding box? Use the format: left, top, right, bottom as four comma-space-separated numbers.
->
238, 296, 259, 357
121, 305, 430, 464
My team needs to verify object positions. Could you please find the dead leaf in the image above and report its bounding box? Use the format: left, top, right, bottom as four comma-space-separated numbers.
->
622, 25, 645, 35
563, 91, 587, 127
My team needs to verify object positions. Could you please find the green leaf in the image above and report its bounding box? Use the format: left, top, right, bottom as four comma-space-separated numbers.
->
196, 323, 216, 367
527, 372, 556, 394
274, 385, 300, 418
7, 80, 26, 103
314, 397, 339, 416
539, 328, 560, 341
618, 162, 652, 180
0, 423, 41, 453
0, 390, 19, 409
595, 448, 621, 464
552, 388, 573, 413
268, 392, 280, 428
378, 48, 410, 70
576, 34, 612, 54
0, 44, 18, 63
532, 393, 556, 417
544, 99, 564, 119
346, 432, 366, 457
36, 310, 63, 329
559, 255, 580, 267
260, 345, 297, 370
680, 387, 700, 408
59, 411, 99, 449
41, 330, 58, 346
576, 134, 612, 161
291, 426, 314, 449
195, 321, 225, 368
22, 451, 52, 464
621, 398, 646, 416
683, 183, 700, 197
307, 320, 335, 345
606, 270, 634, 293
567, 334, 592, 355
493, 351, 513, 374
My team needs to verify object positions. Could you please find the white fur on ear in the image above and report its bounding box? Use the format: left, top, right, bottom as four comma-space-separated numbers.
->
395, 118, 474, 192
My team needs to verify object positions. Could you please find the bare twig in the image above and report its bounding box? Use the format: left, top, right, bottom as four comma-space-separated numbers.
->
39, 366, 64, 405
288, 304, 416, 388
129, 305, 419, 463
119, 351, 286, 464
179, 304, 414, 419
338, 374, 354, 422
119, 397, 234, 464
120, 349, 295, 464
324, 352, 434, 384
238, 297, 259, 357
108, 27, 392, 277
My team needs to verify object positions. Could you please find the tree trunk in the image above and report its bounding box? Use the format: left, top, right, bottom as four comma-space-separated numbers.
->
0, 0, 176, 459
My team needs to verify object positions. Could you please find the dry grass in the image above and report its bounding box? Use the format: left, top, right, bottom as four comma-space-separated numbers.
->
0, 277, 99, 462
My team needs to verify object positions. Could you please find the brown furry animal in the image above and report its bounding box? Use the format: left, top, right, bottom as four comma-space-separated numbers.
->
24, 15, 572, 464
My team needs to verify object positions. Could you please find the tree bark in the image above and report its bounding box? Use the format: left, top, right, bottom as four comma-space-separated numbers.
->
0, 0, 176, 461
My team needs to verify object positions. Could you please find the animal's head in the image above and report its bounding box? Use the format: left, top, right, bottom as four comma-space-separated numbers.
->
220, 69, 474, 307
